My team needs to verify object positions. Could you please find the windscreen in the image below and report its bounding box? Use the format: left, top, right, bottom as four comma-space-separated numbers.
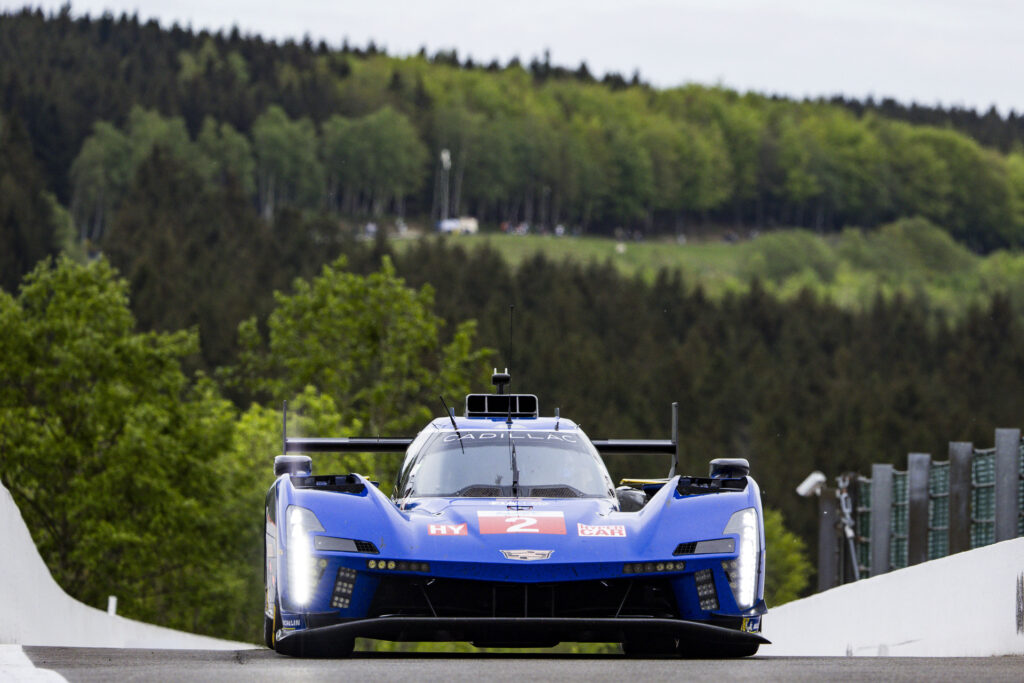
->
406, 430, 615, 498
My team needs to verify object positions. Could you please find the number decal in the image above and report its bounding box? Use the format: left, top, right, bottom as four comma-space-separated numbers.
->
478, 511, 566, 534
506, 517, 540, 533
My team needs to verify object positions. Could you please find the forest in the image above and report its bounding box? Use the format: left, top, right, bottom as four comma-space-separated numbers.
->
3, 7, 1024, 258
3, 7, 1024, 644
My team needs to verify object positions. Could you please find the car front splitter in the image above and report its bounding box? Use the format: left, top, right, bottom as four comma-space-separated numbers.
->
274, 615, 769, 655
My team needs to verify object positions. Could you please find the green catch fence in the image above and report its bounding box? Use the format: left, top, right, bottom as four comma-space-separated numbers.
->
818, 429, 1024, 590
927, 461, 949, 560
889, 470, 908, 570
971, 448, 996, 548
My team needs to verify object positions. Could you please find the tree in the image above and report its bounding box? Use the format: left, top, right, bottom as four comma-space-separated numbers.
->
0, 256, 243, 638
103, 147, 271, 370
252, 105, 323, 219
69, 120, 132, 244
0, 113, 58, 291
195, 116, 256, 195
70, 107, 199, 244
231, 255, 490, 438
322, 107, 427, 216
763, 508, 812, 605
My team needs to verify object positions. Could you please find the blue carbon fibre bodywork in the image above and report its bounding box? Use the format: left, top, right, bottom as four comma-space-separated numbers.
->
265, 414, 768, 653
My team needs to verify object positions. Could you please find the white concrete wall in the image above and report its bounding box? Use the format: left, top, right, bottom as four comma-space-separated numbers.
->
0, 482, 255, 649
762, 537, 1024, 656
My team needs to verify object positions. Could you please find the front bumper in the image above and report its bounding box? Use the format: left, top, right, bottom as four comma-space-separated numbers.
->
274, 615, 769, 655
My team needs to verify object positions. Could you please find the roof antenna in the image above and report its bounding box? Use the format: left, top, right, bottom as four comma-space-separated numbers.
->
282, 400, 288, 454
508, 304, 514, 393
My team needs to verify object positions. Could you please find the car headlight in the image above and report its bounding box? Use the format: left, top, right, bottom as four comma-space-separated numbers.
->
287, 505, 325, 606
722, 507, 759, 610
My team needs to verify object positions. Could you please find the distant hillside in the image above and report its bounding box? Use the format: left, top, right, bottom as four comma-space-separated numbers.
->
401, 217, 1024, 322
1, 6, 1023, 261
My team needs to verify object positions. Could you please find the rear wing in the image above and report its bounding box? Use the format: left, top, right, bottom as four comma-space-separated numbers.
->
284, 437, 413, 453
591, 439, 675, 455
284, 437, 675, 455
281, 402, 682, 475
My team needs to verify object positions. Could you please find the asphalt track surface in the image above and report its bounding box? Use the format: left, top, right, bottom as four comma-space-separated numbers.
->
24, 647, 1024, 682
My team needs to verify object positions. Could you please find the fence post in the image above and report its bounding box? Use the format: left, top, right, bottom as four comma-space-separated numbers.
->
870, 464, 893, 576
948, 442, 973, 554
994, 428, 1020, 542
817, 487, 839, 592
906, 453, 931, 566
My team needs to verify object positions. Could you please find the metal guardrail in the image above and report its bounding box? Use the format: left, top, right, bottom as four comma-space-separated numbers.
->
816, 428, 1024, 590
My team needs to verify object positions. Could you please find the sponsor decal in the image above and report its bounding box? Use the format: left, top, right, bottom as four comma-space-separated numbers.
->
428, 523, 468, 536
500, 549, 554, 561
478, 510, 566, 534
741, 616, 761, 633
442, 431, 577, 443
281, 614, 305, 630
577, 523, 627, 537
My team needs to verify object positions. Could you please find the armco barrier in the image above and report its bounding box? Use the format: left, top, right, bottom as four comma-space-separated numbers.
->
0, 482, 255, 649
762, 537, 1024, 656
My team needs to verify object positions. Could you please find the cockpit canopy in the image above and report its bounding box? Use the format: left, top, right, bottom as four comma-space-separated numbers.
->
395, 429, 616, 499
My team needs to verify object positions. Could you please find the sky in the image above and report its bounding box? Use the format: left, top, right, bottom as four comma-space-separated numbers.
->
4, 0, 1023, 114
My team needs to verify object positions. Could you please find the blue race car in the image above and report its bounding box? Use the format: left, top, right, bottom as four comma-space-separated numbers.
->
264, 372, 768, 657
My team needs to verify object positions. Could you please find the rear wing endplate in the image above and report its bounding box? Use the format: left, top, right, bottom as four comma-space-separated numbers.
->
591, 402, 681, 476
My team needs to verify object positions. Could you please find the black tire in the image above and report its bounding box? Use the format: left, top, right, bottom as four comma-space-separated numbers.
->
678, 640, 760, 658
275, 631, 355, 658
621, 636, 679, 657
293, 637, 355, 658
265, 599, 282, 649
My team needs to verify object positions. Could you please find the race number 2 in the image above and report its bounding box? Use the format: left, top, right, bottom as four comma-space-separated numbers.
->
477, 511, 566, 534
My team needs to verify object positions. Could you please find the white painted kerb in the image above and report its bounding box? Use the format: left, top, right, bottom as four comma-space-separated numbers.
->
0, 482, 255, 649
762, 537, 1024, 656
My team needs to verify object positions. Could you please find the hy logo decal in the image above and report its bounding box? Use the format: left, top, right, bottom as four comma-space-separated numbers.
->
500, 549, 554, 561
428, 523, 467, 536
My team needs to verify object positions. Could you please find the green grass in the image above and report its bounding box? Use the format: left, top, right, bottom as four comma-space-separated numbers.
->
399, 232, 747, 294
395, 218, 1024, 320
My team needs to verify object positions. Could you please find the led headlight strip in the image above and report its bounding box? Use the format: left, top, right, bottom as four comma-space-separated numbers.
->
722, 507, 759, 610
286, 505, 325, 607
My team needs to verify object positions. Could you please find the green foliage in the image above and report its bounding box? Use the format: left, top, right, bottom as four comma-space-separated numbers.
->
232, 255, 490, 437
763, 508, 812, 606
0, 113, 57, 291
195, 117, 256, 195
252, 105, 323, 218
218, 388, 373, 642
101, 147, 275, 369
0, 256, 242, 637
69, 121, 133, 243
740, 230, 839, 283
323, 106, 427, 214
439, 218, 1024, 325
7, 11, 1024, 245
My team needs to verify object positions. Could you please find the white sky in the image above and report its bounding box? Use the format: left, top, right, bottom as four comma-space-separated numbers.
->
5, 1, 1023, 114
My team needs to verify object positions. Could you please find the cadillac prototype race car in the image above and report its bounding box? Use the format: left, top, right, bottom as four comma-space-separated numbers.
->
264, 372, 768, 657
